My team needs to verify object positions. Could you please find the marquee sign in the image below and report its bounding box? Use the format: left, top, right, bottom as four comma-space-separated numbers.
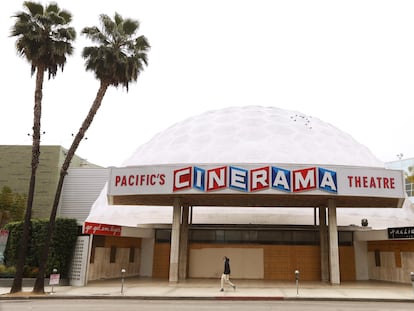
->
172, 166, 338, 193
107, 164, 404, 200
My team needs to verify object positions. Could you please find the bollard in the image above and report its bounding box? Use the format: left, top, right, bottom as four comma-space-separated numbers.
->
121, 268, 126, 294
294, 270, 300, 296
410, 272, 414, 292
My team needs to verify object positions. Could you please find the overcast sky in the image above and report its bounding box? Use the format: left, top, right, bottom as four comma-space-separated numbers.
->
1, 0, 413, 167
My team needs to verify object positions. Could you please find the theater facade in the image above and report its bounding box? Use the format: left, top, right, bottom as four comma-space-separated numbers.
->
79, 106, 413, 286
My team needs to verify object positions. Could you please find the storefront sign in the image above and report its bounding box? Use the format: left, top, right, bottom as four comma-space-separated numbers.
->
388, 226, 414, 239
108, 164, 404, 199
83, 222, 121, 236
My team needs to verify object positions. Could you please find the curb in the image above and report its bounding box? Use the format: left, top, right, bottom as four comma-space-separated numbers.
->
1, 294, 413, 303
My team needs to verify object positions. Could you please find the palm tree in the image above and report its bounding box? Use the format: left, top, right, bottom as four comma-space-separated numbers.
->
9, 1, 75, 294
33, 12, 150, 293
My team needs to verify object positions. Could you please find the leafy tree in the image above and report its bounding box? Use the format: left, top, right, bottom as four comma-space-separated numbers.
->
9, 1, 76, 294
0, 186, 26, 227
407, 166, 414, 184
33, 12, 150, 293
406, 166, 414, 197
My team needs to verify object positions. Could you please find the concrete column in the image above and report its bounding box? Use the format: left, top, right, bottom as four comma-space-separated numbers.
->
328, 199, 340, 284
319, 207, 329, 282
179, 204, 190, 280
169, 198, 181, 283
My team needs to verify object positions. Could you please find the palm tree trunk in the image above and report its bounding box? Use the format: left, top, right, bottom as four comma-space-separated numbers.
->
10, 67, 44, 293
33, 81, 109, 293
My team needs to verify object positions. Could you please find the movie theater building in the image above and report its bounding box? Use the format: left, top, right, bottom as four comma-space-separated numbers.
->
73, 106, 413, 286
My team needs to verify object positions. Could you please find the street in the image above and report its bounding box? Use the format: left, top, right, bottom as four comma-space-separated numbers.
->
1, 299, 413, 311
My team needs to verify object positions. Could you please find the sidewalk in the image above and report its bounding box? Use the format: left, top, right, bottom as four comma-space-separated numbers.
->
1, 278, 413, 302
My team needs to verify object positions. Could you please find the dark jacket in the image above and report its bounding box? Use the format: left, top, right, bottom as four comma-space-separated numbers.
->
224, 257, 231, 274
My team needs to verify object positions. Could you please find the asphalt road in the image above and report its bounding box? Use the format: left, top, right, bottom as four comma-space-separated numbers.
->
1, 299, 414, 311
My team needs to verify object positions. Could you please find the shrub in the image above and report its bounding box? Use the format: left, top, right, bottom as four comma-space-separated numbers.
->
3, 218, 78, 278
0, 264, 16, 278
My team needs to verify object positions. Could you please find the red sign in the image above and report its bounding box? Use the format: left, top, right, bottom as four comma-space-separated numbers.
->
83, 222, 122, 236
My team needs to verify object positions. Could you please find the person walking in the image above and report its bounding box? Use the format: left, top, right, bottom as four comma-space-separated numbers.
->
220, 256, 236, 292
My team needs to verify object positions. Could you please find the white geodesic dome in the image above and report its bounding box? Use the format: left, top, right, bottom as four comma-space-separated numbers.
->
122, 106, 383, 167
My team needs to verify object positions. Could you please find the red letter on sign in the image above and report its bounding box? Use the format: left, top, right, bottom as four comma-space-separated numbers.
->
292, 167, 316, 192
173, 167, 192, 192
250, 166, 270, 192
207, 166, 227, 191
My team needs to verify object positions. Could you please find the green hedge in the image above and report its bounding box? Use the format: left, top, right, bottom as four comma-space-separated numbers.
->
3, 218, 78, 278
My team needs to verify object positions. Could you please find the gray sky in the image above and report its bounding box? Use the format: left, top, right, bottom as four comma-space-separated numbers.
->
1, 0, 413, 167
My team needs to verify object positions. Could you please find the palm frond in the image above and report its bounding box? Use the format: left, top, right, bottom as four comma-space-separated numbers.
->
114, 12, 123, 27
81, 26, 108, 45
58, 10, 72, 24
100, 14, 116, 38
122, 19, 139, 36
23, 1, 43, 16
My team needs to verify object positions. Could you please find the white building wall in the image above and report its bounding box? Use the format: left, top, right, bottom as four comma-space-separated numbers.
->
59, 168, 109, 224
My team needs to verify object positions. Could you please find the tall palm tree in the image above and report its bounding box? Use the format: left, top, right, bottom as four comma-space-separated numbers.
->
33, 12, 150, 293
9, 1, 75, 294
